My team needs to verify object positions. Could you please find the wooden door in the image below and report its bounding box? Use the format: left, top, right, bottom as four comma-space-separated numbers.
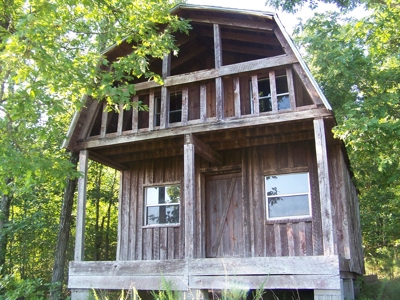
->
205, 173, 243, 258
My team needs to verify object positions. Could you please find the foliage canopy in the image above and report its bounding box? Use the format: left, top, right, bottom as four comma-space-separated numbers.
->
294, 0, 400, 276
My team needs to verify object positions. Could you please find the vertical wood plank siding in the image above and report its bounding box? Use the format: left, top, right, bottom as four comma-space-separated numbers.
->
118, 141, 325, 261
329, 145, 364, 274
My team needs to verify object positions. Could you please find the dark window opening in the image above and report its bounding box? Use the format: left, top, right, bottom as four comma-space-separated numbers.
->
155, 92, 182, 126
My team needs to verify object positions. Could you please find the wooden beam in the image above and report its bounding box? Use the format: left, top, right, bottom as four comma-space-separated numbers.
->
286, 66, 296, 109
213, 24, 222, 68
210, 131, 315, 151
89, 151, 127, 170
293, 63, 323, 105
76, 108, 332, 150
148, 91, 155, 131
200, 84, 207, 122
165, 69, 219, 87
313, 118, 335, 256
162, 53, 171, 78
68, 256, 341, 290
218, 54, 296, 76
117, 103, 124, 135
184, 137, 195, 259
114, 148, 183, 163
251, 75, 260, 115
132, 95, 139, 133
164, 55, 298, 87
181, 87, 189, 126
189, 15, 275, 31
185, 134, 222, 166
233, 77, 241, 118
93, 137, 183, 156
160, 86, 169, 129
134, 81, 161, 92
269, 70, 278, 112
79, 98, 102, 140
100, 102, 108, 138
214, 24, 224, 121
75, 150, 88, 261
273, 27, 295, 56
215, 77, 224, 121
189, 274, 340, 290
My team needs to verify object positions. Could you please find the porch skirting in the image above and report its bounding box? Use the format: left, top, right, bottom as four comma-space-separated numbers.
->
68, 255, 341, 291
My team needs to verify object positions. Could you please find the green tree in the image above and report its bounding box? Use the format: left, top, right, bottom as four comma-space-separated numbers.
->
0, 0, 189, 298
293, 1, 400, 276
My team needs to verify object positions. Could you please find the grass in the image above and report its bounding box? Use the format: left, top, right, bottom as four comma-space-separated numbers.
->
357, 276, 400, 300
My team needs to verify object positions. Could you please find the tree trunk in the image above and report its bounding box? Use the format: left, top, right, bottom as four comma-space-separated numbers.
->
0, 180, 12, 276
50, 151, 79, 300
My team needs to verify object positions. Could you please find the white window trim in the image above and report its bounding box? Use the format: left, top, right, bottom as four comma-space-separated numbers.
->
265, 172, 312, 221
143, 184, 181, 227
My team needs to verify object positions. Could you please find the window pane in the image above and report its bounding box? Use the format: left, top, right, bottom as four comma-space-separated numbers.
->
268, 195, 310, 218
165, 185, 180, 203
278, 94, 290, 110
266, 173, 309, 196
146, 187, 161, 205
155, 96, 161, 126
170, 93, 182, 111
259, 97, 272, 112
170, 111, 182, 123
258, 79, 270, 98
276, 75, 288, 94
146, 205, 179, 225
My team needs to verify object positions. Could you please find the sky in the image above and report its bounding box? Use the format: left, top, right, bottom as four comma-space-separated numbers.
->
186, 0, 341, 35
186, 0, 368, 35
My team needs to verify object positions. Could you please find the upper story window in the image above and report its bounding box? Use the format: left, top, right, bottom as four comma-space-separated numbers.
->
251, 74, 290, 113
155, 92, 182, 126
145, 185, 180, 226
265, 173, 311, 220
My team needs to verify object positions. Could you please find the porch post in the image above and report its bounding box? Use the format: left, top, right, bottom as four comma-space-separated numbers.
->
313, 118, 335, 256
74, 150, 88, 260
184, 134, 195, 259
71, 150, 89, 300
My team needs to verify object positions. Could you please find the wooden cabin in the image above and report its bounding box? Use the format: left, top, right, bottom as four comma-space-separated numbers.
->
63, 4, 364, 300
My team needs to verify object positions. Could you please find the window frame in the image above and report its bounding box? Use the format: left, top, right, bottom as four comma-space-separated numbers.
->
143, 183, 181, 227
154, 92, 182, 127
264, 172, 312, 221
250, 74, 290, 113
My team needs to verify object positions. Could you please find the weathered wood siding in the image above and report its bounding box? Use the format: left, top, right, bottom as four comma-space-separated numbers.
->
329, 145, 364, 274
118, 157, 185, 261
118, 140, 325, 261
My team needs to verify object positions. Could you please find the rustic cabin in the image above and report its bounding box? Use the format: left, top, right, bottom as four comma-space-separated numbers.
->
63, 4, 364, 300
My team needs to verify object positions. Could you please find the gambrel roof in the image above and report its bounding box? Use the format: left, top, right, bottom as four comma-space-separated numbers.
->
63, 4, 334, 169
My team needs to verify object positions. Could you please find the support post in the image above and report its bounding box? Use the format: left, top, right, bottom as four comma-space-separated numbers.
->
269, 70, 278, 112
200, 84, 207, 122
233, 77, 241, 118
313, 118, 335, 256
74, 150, 88, 261
132, 95, 139, 133
184, 135, 195, 259
161, 53, 171, 129
100, 102, 108, 138
71, 150, 89, 300
251, 75, 260, 115
214, 24, 224, 121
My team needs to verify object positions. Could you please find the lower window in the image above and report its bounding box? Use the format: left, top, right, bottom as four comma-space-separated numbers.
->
145, 185, 180, 225
265, 173, 311, 220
